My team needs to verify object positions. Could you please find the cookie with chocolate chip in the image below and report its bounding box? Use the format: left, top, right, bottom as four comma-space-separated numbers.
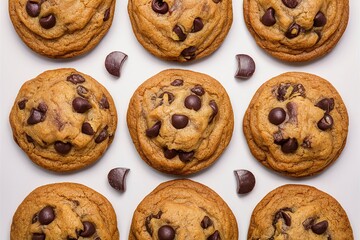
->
129, 179, 238, 240
11, 182, 119, 239
243, 0, 349, 62
248, 184, 353, 239
9, 0, 115, 58
127, 69, 234, 175
243, 72, 348, 177
128, 0, 232, 62
9, 68, 117, 172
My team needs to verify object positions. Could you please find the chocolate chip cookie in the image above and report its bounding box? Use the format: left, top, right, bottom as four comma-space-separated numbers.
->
11, 182, 119, 239
9, 68, 117, 172
243, 0, 349, 62
128, 0, 233, 62
9, 0, 115, 58
248, 184, 354, 239
127, 69, 234, 175
243, 72, 348, 177
129, 179, 238, 240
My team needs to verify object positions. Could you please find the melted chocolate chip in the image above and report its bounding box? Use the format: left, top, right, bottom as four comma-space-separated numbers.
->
171, 114, 189, 129
201, 216, 213, 229
268, 107, 286, 125
281, 138, 298, 153
105, 51, 128, 77
82, 122, 95, 135
178, 151, 194, 162
191, 85, 205, 96
273, 208, 292, 227
285, 22, 301, 39
314, 11, 327, 27
286, 102, 298, 123
27, 109, 46, 125
72, 97, 92, 113
38, 206, 55, 225
234, 169, 256, 194
151, 0, 169, 14
164, 148, 178, 159
158, 225, 175, 240
235, 54, 256, 79
26, 1, 41, 17
26, 134, 34, 143
261, 8, 276, 26
282, 0, 299, 8
145, 211, 162, 236
302, 217, 316, 230
146, 121, 161, 138
95, 126, 109, 143
209, 100, 218, 123
18, 99, 28, 110
76, 86, 89, 98
191, 18, 204, 32
171, 79, 183, 86
315, 98, 334, 113
273, 130, 286, 145
103, 8, 110, 21
290, 84, 306, 98
108, 167, 130, 192
67, 74, 85, 84
276, 83, 291, 101
207, 230, 221, 240
159, 92, 174, 105
301, 137, 312, 148
54, 141, 72, 154
32, 233, 46, 240
173, 25, 187, 41
317, 113, 333, 130
99, 95, 110, 109
32, 213, 38, 223
311, 220, 328, 235
181, 46, 197, 60
185, 95, 201, 111
39, 14, 56, 29
80, 221, 96, 237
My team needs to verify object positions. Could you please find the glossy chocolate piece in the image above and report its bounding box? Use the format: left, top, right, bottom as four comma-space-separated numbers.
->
108, 167, 130, 192
67, 74, 85, 84
54, 141, 72, 154
261, 8, 276, 26
26, 1, 41, 17
81, 122, 95, 135
105, 51, 128, 77
72, 97, 92, 113
171, 114, 189, 129
158, 225, 175, 240
234, 169, 256, 194
268, 107, 286, 125
314, 11, 327, 27
146, 121, 161, 138
151, 0, 169, 14
38, 206, 55, 225
79, 221, 96, 237
184, 95, 201, 111
317, 113, 333, 130
235, 54, 256, 79
281, 138, 298, 153
39, 14, 56, 29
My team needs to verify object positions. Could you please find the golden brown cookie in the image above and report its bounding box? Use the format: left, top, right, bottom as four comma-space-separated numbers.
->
248, 184, 354, 239
11, 182, 119, 240
127, 69, 234, 175
128, 0, 233, 62
243, 72, 348, 177
9, 68, 117, 172
9, 0, 115, 58
243, 0, 349, 62
129, 179, 238, 240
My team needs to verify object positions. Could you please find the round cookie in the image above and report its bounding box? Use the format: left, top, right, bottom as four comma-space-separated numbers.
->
127, 0, 233, 62
243, 0, 349, 62
9, 68, 117, 172
127, 69, 234, 175
9, 0, 115, 58
243, 72, 348, 177
248, 184, 354, 239
129, 179, 238, 240
11, 182, 119, 239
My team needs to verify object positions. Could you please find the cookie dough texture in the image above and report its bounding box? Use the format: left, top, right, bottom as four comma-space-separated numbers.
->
129, 179, 238, 240
128, 0, 232, 62
243, 0, 349, 62
9, 0, 115, 58
11, 182, 119, 240
243, 72, 348, 177
9, 68, 117, 172
248, 184, 353, 239
127, 69, 234, 175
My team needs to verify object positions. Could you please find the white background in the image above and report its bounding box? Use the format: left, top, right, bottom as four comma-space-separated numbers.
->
1, 0, 359, 239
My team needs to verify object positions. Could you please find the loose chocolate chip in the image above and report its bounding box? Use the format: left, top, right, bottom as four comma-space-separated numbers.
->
173, 25, 187, 41
32, 233, 46, 240
54, 141, 72, 154
181, 46, 197, 60
26, 134, 34, 143
178, 151, 194, 162
72, 97, 92, 113
281, 138, 298, 153
234, 169, 256, 194
105, 51, 128, 77
207, 230, 221, 240
146, 121, 161, 138
285, 22, 301, 39
164, 148, 178, 159
282, 0, 299, 8
201, 216, 213, 229
79, 221, 96, 237
103, 8, 110, 21
191, 18, 204, 32
171, 79, 183, 86
235, 54, 256, 79
315, 98, 334, 113
108, 167, 130, 192
261, 8, 276, 26
317, 113, 333, 130
158, 225, 175, 240
38, 206, 55, 225
26, 1, 41, 17
171, 114, 189, 129
209, 100, 218, 123
302, 217, 316, 230
27, 109, 45, 125
314, 11, 327, 27
311, 220, 328, 235
67, 74, 85, 84
185, 95, 201, 111
95, 126, 109, 143
191, 85, 205, 96
76, 86, 89, 98
151, 0, 169, 14
82, 122, 95, 135
39, 14, 56, 29
268, 107, 286, 125
99, 95, 110, 109
18, 99, 28, 110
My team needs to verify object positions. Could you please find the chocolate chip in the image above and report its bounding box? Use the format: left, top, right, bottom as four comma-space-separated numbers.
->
191, 18, 204, 32
273, 130, 286, 145
39, 14, 56, 29
105, 51, 128, 77
67, 74, 85, 84
145, 211, 162, 236
164, 148, 178, 159
151, 0, 169, 14
99, 95, 110, 109
314, 11, 327, 27
171, 79, 183, 86
108, 167, 130, 192
191, 85, 205, 96
281, 138, 298, 153
18, 99, 28, 110
302, 217, 316, 230
315, 98, 334, 113
317, 113, 333, 130
146, 121, 161, 138
72, 97, 92, 113
79, 221, 96, 237
234, 169, 256, 194
103, 8, 110, 21
209, 100, 218, 123
173, 25, 187, 41
181, 46, 197, 60
290, 84, 306, 98
26, 134, 34, 143
212, 0, 221, 3
38, 102, 47, 113
201, 216, 213, 229
178, 151, 194, 162
207, 230, 221, 240
282, 0, 299, 8
235, 54, 256, 79
159, 92, 174, 105
268, 107, 286, 125
311, 220, 328, 235
285, 22, 301, 39
27, 109, 45, 125
274, 209, 292, 226
184, 95, 201, 111
261, 8, 276, 26
171, 114, 189, 129
38, 206, 55, 225
32, 233, 46, 240
158, 225, 175, 240
95, 126, 109, 143
286, 102, 297, 123
32, 213, 38, 223
76, 86, 89, 98
26, 1, 40, 18
54, 141, 72, 154
81, 122, 95, 135
276, 83, 291, 101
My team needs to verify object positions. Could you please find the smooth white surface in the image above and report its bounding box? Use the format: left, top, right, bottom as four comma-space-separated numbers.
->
1, 1, 359, 239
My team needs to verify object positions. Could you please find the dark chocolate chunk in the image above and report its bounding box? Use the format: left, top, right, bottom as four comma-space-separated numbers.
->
27, 109, 45, 125
311, 220, 328, 235
178, 151, 194, 162
235, 54, 256, 79
268, 107, 286, 125
315, 98, 334, 113
286, 102, 297, 123
273, 130, 286, 145
158, 225, 175, 240
151, 0, 169, 14
317, 113, 333, 130
39, 14, 56, 29
76, 86, 89, 98
290, 84, 306, 98
79, 221, 96, 237
273, 208, 292, 227
99, 95, 110, 109
67, 74, 85, 84
261, 8, 276, 26
171, 79, 183, 86
145, 211, 162, 236
285, 22, 301, 39
209, 100, 218, 123
103, 8, 110, 21
185, 95, 201, 111
281, 138, 298, 153
26, 1, 41, 17
173, 25, 187, 41
181, 46, 197, 60
302, 217, 316, 230
54, 141, 72, 154
38, 102, 48, 113
314, 11, 327, 27
146, 121, 161, 138
72, 97, 92, 113
95, 126, 109, 143
18, 99, 28, 110
164, 148, 178, 159
282, 0, 299, 8
207, 230, 221, 240
234, 169, 256, 194
32, 233, 46, 240
191, 85, 205, 96
38, 206, 55, 225
201, 216, 213, 229
105, 51, 128, 77
276, 83, 291, 101
191, 18, 204, 32
82, 122, 95, 135
107, 167, 130, 192
171, 114, 189, 129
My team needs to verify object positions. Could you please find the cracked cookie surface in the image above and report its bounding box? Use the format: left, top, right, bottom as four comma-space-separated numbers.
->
9, 0, 115, 58
129, 179, 238, 240
243, 72, 348, 177
128, 0, 232, 62
243, 0, 349, 62
127, 69, 234, 175
248, 184, 353, 239
9, 68, 117, 172
11, 182, 119, 240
